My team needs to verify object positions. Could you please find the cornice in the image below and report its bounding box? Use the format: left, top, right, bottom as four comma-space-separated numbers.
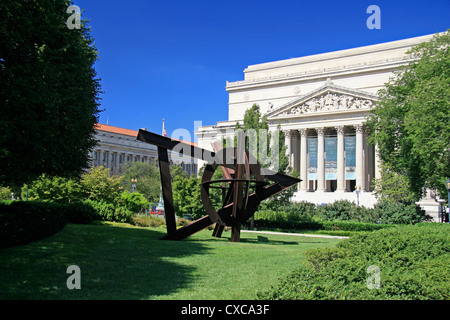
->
226, 56, 411, 91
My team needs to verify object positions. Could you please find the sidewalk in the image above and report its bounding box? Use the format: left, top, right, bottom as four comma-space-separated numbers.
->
241, 229, 349, 239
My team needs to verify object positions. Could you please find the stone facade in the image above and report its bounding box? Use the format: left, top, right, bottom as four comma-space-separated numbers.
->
195, 33, 441, 220
91, 124, 197, 177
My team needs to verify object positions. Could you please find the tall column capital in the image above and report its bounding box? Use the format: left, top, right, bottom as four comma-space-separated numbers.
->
336, 125, 345, 135
316, 127, 325, 136
290, 130, 300, 139
299, 128, 308, 137
354, 124, 364, 133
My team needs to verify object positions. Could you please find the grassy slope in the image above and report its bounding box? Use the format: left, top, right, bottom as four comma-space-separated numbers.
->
0, 223, 340, 300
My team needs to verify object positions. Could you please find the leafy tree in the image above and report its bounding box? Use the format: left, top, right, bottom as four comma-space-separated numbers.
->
119, 191, 149, 213
366, 31, 450, 200
172, 174, 205, 219
235, 105, 294, 208
170, 163, 188, 182
371, 162, 417, 204
234, 104, 270, 167
233, 104, 290, 174
21, 174, 82, 203
79, 166, 123, 204
119, 161, 161, 203
0, 186, 12, 201
0, 0, 102, 187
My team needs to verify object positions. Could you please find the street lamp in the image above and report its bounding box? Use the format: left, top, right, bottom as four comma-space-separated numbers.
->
355, 185, 361, 206
445, 178, 450, 223
131, 178, 138, 193
445, 179, 450, 202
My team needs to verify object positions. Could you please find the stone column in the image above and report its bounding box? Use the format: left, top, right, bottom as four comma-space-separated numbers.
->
355, 124, 365, 191
336, 126, 346, 192
317, 127, 326, 192
99, 149, 105, 166
300, 129, 308, 191
284, 130, 292, 168
95, 150, 100, 166
113, 152, 119, 172
105, 151, 110, 168
291, 130, 300, 174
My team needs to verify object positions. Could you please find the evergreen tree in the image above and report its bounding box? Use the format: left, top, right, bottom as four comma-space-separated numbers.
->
0, 0, 102, 187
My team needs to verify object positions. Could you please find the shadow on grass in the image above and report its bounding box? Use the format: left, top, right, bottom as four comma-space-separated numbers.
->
0, 224, 209, 300
186, 232, 328, 246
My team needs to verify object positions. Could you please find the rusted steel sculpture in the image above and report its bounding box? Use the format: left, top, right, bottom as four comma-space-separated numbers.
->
137, 129, 300, 242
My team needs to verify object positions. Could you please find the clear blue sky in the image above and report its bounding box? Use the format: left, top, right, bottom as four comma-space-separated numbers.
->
75, 0, 449, 141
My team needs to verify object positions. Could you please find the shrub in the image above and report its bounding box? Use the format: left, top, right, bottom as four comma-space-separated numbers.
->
131, 215, 166, 228
64, 201, 97, 224
176, 218, 191, 227
253, 201, 316, 229
130, 215, 191, 228
259, 223, 450, 300
21, 174, 82, 203
83, 199, 133, 223
316, 200, 355, 221
0, 201, 67, 249
373, 201, 431, 224
114, 205, 134, 223
254, 199, 430, 233
348, 205, 380, 223
83, 199, 115, 221
316, 200, 430, 225
321, 221, 391, 232
119, 191, 149, 213
279, 202, 316, 222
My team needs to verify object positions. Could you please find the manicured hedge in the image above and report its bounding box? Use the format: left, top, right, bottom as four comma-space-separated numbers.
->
253, 210, 391, 232
0, 197, 140, 249
63, 201, 98, 224
315, 200, 431, 224
0, 201, 67, 249
253, 199, 430, 233
259, 223, 450, 300
82, 199, 133, 223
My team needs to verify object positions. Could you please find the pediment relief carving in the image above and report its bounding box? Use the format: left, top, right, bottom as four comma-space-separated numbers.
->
275, 92, 374, 117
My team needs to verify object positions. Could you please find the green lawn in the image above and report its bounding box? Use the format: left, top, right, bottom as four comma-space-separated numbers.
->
0, 223, 341, 300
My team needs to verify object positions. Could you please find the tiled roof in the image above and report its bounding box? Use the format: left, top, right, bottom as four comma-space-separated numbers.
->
95, 123, 138, 137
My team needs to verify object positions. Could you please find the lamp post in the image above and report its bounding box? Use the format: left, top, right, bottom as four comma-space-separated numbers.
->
131, 178, 137, 193
445, 178, 450, 223
355, 185, 361, 206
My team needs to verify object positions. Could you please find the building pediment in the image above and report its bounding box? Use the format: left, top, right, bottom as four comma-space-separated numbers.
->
266, 80, 378, 120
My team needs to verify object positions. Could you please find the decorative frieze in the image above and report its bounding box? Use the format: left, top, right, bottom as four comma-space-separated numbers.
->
277, 92, 374, 117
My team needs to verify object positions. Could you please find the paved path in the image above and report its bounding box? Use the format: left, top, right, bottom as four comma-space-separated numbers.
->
241, 230, 349, 239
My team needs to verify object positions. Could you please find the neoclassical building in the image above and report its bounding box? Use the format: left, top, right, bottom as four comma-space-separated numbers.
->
195, 33, 440, 215
91, 123, 198, 177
